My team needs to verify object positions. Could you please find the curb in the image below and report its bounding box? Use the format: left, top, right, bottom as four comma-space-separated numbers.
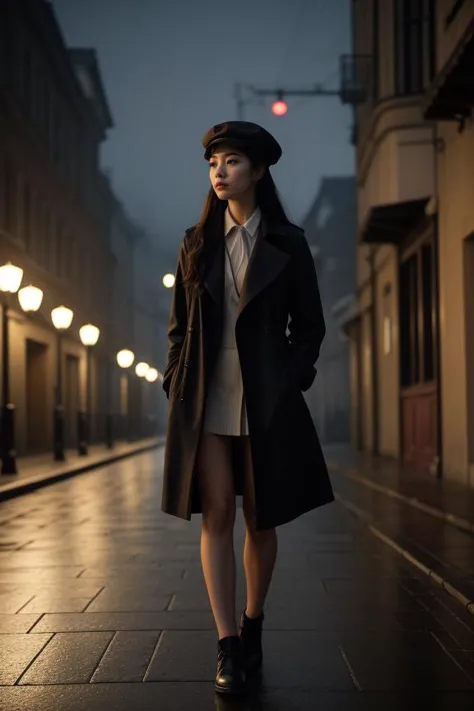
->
0, 438, 166, 502
334, 490, 474, 616
329, 461, 474, 537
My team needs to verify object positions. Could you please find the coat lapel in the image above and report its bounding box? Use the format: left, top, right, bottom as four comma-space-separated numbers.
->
202, 215, 225, 306
237, 219, 290, 317
202, 216, 291, 315
203, 238, 224, 305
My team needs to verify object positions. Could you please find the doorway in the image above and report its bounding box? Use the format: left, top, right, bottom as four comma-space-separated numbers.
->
399, 226, 439, 474
26, 339, 49, 453
361, 308, 373, 451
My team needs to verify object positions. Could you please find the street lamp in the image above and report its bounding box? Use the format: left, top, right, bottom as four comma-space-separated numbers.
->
145, 367, 159, 436
135, 362, 149, 438
145, 367, 158, 383
117, 349, 135, 369
117, 349, 135, 440
51, 305, 73, 462
18, 285, 44, 313
162, 273, 175, 289
0, 263, 23, 474
78, 324, 100, 456
135, 362, 149, 378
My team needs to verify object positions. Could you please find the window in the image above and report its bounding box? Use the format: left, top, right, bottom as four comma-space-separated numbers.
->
23, 182, 32, 248
395, 0, 435, 94
317, 202, 333, 229
56, 220, 64, 278
373, 0, 379, 99
4, 162, 17, 236
400, 239, 435, 388
400, 254, 419, 386
382, 283, 393, 355
422, 243, 434, 381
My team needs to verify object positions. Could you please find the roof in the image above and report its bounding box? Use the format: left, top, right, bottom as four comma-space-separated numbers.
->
68, 48, 114, 129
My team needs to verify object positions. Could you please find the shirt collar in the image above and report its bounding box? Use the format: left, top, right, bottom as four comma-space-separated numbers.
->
224, 206, 262, 238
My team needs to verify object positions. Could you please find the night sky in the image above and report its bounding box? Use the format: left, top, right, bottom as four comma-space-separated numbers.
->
53, 0, 354, 251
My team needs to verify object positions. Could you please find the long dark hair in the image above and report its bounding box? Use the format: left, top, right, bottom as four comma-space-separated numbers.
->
183, 159, 291, 290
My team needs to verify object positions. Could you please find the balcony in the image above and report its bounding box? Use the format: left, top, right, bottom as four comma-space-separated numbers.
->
339, 54, 372, 106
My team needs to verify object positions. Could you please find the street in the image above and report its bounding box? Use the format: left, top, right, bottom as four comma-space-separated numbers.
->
0, 448, 473, 710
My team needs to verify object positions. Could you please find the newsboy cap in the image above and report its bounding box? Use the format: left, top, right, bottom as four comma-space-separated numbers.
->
202, 121, 282, 166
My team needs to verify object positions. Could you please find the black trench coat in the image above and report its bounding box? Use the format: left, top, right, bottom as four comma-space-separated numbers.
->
161, 217, 334, 530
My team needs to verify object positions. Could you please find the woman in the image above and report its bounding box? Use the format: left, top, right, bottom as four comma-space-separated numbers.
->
161, 121, 334, 695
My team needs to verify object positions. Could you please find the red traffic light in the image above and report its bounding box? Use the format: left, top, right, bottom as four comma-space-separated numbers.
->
272, 99, 288, 116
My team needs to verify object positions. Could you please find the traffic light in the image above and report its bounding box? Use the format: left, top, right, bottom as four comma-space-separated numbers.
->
271, 98, 288, 116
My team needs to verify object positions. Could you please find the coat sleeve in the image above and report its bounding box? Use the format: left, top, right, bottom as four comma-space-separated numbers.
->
287, 230, 326, 392
162, 239, 188, 399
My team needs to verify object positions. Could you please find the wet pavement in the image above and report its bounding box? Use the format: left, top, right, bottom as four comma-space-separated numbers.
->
325, 444, 474, 534
0, 447, 474, 709
326, 445, 474, 610
0, 437, 162, 501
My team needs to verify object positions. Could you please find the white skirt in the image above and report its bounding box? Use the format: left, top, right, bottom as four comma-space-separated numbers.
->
203, 344, 249, 436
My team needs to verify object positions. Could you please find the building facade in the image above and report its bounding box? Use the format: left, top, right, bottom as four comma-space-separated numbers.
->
347, 0, 474, 486
302, 177, 357, 443
0, 0, 166, 459
0, 0, 115, 456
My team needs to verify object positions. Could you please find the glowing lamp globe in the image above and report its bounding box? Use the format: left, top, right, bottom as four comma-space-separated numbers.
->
135, 362, 150, 378
163, 273, 175, 288
117, 349, 135, 368
145, 367, 158, 383
272, 99, 288, 116
18, 285, 43, 312
51, 305, 74, 330
0, 263, 23, 293
79, 324, 100, 347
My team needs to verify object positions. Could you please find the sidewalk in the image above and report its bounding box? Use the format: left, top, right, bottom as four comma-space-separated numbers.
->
0, 437, 164, 501
325, 444, 474, 614
0, 448, 473, 708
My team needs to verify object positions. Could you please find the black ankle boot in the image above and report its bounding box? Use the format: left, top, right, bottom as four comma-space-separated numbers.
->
239, 610, 264, 671
215, 635, 246, 695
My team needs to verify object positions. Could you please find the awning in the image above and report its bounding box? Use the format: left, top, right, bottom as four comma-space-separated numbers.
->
341, 310, 360, 338
359, 198, 430, 244
424, 17, 474, 121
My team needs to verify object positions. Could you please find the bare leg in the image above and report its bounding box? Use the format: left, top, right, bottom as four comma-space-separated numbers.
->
196, 433, 237, 640
242, 438, 277, 618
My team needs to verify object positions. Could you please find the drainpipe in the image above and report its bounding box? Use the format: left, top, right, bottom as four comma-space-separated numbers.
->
368, 245, 379, 455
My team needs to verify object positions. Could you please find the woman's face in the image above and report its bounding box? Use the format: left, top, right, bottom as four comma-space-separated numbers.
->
209, 146, 263, 201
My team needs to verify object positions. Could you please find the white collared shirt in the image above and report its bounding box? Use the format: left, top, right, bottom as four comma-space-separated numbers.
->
224, 206, 262, 239
224, 207, 261, 291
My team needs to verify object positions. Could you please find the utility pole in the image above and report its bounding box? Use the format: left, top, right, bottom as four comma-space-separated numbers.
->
233, 82, 265, 121
234, 82, 244, 120
234, 55, 370, 131
254, 85, 340, 101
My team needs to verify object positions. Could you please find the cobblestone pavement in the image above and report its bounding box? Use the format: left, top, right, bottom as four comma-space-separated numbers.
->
0, 448, 474, 710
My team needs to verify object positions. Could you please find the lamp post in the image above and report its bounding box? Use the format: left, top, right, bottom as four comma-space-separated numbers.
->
145, 367, 159, 436
51, 306, 74, 461
0, 263, 23, 474
105, 354, 114, 450
117, 349, 135, 441
135, 362, 149, 439
78, 324, 100, 456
